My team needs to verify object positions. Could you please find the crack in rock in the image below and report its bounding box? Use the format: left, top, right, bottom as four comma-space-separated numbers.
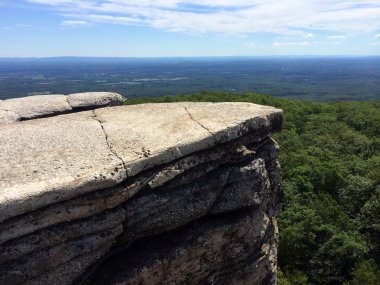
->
91, 110, 128, 177
184, 106, 214, 136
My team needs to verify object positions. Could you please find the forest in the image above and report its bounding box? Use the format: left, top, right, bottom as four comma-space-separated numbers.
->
126, 92, 380, 285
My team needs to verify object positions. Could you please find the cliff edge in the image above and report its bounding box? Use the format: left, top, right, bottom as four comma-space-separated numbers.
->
0, 93, 283, 285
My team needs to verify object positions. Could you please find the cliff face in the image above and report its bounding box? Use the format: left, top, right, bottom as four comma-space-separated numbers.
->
0, 94, 283, 285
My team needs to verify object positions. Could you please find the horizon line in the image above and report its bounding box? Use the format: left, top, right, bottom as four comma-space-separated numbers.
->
1, 55, 380, 60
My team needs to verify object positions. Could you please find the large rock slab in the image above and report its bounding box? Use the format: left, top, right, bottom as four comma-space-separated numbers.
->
0, 102, 282, 221
94, 102, 282, 176
0, 101, 283, 285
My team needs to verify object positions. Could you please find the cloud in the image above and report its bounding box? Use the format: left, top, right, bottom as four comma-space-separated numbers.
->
273, 41, 312, 47
15, 24, 33, 28
327, 35, 348, 39
61, 20, 89, 27
26, 0, 380, 36
375, 33, 380, 38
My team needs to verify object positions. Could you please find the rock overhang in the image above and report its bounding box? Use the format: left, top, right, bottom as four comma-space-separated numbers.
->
0, 97, 284, 285
0, 101, 282, 221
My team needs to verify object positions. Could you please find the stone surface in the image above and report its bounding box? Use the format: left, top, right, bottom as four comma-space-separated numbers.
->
0, 109, 21, 124
0, 226, 122, 285
119, 139, 278, 242
94, 102, 282, 176
0, 99, 283, 285
0, 102, 282, 221
0, 207, 125, 263
67, 92, 124, 109
0, 92, 125, 124
0, 111, 126, 221
0, 94, 72, 120
87, 207, 278, 285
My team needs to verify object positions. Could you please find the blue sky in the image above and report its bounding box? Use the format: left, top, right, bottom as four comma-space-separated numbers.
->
0, 0, 380, 57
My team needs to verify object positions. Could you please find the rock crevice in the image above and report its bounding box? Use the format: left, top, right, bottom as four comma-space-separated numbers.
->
184, 106, 214, 136
91, 109, 128, 177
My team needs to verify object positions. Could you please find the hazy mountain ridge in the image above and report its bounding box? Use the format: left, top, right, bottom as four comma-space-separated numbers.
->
0, 57, 379, 101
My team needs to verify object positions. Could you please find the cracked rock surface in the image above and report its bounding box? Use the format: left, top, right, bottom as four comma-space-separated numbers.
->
0, 97, 283, 285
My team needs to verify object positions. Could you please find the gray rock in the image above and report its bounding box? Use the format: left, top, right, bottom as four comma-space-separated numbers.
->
0, 103, 281, 222
0, 226, 122, 284
0, 185, 131, 243
0, 109, 20, 124
120, 139, 278, 242
87, 207, 278, 285
0, 101, 283, 285
67, 92, 125, 109
27, 244, 111, 285
0, 111, 126, 222
0, 95, 72, 120
0, 92, 125, 125
0, 207, 125, 263
94, 102, 282, 176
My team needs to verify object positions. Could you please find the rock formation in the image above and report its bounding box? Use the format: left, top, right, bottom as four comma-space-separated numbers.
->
0, 92, 124, 124
0, 93, 283, 285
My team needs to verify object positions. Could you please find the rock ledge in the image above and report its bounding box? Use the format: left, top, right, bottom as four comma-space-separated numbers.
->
0, 96, 283, 285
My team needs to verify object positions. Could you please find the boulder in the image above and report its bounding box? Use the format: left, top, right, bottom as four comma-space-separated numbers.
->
67, 92, 124, 110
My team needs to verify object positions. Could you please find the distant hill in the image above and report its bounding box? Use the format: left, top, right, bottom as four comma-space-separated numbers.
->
0, 57, 379, 101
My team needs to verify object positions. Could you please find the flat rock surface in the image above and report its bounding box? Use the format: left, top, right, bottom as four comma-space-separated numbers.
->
0, 102, 282, 221
0, 112, 126, 221
95, 102, 282, 176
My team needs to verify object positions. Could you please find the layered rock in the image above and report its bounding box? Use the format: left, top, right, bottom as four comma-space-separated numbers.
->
0, 92, 124, 124
0, 98, 283, 285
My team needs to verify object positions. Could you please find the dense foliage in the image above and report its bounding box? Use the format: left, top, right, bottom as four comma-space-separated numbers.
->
127, 92, 380, 285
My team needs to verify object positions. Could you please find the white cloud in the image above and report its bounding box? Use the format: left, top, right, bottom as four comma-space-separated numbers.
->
15, 24, 33, 28
61, 20, 89, 27
375, 33, 380, 38
273, 41, 322, 47
26, 0, 380, 36
327, 35, 348, 39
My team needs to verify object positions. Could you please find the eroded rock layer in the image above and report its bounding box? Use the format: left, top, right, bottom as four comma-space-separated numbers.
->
0, 99, 283, 285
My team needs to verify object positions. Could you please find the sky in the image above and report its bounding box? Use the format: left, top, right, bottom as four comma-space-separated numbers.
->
0, 0, 380, 57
